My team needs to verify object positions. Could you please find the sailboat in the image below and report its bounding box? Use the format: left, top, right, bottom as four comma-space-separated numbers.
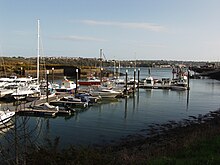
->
12, 20, 43, 101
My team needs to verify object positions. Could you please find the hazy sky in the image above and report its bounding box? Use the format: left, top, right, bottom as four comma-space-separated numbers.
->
1, 0, 220, 61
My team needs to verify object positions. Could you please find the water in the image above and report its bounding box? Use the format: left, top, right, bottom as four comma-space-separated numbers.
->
1, 67, 220, 150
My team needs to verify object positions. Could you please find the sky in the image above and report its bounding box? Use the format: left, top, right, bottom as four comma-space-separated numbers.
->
0, 0, 220, 61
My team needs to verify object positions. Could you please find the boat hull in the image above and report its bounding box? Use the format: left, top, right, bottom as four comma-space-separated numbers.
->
78, 81, 101, 86
0, 110, 15, 127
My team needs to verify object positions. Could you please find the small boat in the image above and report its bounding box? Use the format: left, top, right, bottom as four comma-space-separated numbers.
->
75, 93, 100, 103
170, 75, 188, 90
19, 102, 59, 117
0, 88, 15, 99
62, 95, 89, 103
11, 88, 34, 100
50, 97, 89, 108
61, 93, 99, 105
90, 86, 121, 98
11, 85, 40, 101
0, 77, 16, 88
55, 77, 76, 95
78, 77, 101, 86
143, 76, 154, 88
25, 84, 41, 101
0, 109, 15, 127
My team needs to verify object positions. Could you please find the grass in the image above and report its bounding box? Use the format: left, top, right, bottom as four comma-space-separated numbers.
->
24, 131, 220, 165
149, 135, 220, 164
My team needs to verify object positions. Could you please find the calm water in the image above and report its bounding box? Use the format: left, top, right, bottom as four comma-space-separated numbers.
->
1, 67, 220, 150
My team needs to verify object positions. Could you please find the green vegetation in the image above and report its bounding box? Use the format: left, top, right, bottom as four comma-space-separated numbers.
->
20, 110, 220, 165
23, 135, 220, 165
1, 56, 213, 78
149, 136, 220, 165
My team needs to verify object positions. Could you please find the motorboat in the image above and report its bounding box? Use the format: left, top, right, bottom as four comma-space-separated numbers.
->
78, 77, 101, 86
143, 76, 154, 88
0, 88, 15, 99
0, 109, 15, 127
170, 75, 188, 90
55, 77, 76, 95
89, 86, 121, 98
0, 77, 16, 88
29, 102, 59, 111
11, 84, 40, 101
19, 102, 61, 117
25, 84, 41, 101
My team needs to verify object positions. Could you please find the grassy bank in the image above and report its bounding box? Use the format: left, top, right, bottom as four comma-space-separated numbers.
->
11, 108, 220, 165
149, 135, 220, 164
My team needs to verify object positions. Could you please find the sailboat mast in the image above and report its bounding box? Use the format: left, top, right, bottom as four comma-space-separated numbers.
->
100, 48, 103, 69
37, 19, 40, 83
118, 60, 120, 79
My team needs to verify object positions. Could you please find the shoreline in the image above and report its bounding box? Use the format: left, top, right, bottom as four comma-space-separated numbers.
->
24, 107, 220, 164
99, 108, 220, 162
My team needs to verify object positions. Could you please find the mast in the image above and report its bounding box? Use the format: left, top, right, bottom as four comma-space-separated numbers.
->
37, 19, 40, 83
99, 48, 103, 69
99, 49, 103, 83
118, 60, 120, 79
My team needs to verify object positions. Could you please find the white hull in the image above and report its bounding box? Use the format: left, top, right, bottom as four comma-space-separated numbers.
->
0, 89, 15, 99
0, 110, 15, 127
90, 89, 120, 98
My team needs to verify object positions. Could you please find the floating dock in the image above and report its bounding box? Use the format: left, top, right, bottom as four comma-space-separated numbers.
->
14, 93, 71, 117
17, 108, 58, 117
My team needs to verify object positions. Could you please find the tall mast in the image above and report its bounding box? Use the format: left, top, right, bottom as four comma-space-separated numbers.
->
99, 48, 103, 69
118, 60, 120, 79
37, 19, 40, 83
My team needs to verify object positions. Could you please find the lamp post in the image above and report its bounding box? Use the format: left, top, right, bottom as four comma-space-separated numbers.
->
133, 69, 136, 92
52, 67, 54, 84
75, 68, 78, 94
100, 67, 103, 84
113, 60, 116, 78
125, 69, 128, 95
46, 70, 49, 102
137, 68, 140, 90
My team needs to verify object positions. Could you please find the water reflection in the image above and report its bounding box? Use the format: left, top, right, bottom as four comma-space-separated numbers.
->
162, 89, 169, 96
0, 115, 42, 163
132, 93, 136, 113
145, 89, 153, 98
186, 90, 190, 111
137, 90, 140, 110
124, 97, 127, 119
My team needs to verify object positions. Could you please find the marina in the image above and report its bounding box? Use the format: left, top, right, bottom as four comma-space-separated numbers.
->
0, 67, 219, 149
1, 1, 220, 163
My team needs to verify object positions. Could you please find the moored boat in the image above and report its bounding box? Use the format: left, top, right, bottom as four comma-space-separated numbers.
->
89, 86, 121, 98
78, 77, 101, 86
0, 109, 15, 127
55, 77, 76, 95
0, 88, 15, 99
143, 76, 154, 88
